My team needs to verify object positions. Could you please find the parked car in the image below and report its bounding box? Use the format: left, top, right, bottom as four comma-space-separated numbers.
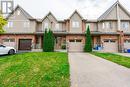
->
0, 45, 16, 55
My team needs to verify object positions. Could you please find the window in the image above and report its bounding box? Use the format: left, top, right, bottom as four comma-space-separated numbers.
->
86, 23, 90, 28
72, 21, 79, 28
3, 39, 15, 42
55, 23, 60, 30
125, 40, 130, 43
106, 22, 112, 29
69, 40, 75, 42
102, 23, 105, 29
104, 39, 116, 43
7, 21, 13, 28
121, 22, 129, 29
23, 21, 30, 28
76, 39, 82, 42
17, 10, 20, 15
102, 22, 113, 29
44, 23, 49, 29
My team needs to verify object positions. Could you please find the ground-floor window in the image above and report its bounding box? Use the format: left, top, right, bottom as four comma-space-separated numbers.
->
3, 39, 15, 42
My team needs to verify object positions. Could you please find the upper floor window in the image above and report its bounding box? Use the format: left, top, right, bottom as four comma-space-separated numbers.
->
102, 23, 105, 29
106, 22, 112, 29
72, 21, 79, 28
102, 22, 113, 29
86, 23, 90, 28
121, 22, 129, 29
7, 21, 13, 28
23, 21, 30, 28
17, 10, 21, 15
44, 23, 49, 29
55, 23, 60, 30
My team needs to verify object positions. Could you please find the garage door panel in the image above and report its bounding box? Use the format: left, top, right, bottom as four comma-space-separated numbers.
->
69, 43, 84, 52
103, 43, 118, 52
68, 39, 84, 52
2, 39, 16, 48
19, 39, 32, 50
103, 39, 118, 52
124, 40, 130, 49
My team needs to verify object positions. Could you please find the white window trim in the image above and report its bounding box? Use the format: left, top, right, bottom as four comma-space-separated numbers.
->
102, 23, 105, 29
72, 21, 79, 28
102, 22, 113, 29
23, 21, 30, 28
121, 22, 129, 30
44, 23, 49, 29
55, 23, 60, 30
7, 21, 13, 28
17, 10, 21, 15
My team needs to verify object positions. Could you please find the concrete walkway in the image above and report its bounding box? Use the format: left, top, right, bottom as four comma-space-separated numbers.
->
115, 53, 130, 57
69, 53, 130, 87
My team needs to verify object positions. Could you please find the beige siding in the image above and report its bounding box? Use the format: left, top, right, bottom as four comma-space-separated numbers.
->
106, 7, 117, 20
69, 13, 82, 33
119, 7, 130, 20
42, 14, 64, 32
120, 21, 130, 33
86, 22, 98, 31
98, 21, 118, 32
4, 8, 36, 33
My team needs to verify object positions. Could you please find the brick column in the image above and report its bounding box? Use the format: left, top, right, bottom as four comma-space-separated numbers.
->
118, 31, 124, 53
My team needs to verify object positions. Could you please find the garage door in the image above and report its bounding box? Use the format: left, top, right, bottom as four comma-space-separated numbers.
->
2, 39, 15, 48
19, 39, 32, 50
124, 40, 130, 49
103, 39, 118, 52
68, 39, 84, 52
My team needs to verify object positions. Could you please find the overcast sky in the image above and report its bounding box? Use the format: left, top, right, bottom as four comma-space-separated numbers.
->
13, 0, 130, 20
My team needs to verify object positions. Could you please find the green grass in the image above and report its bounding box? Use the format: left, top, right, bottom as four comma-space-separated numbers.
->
91, 52, 130, 68
0, 52, 70, 87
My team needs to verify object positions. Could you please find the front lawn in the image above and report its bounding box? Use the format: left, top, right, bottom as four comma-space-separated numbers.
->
91, 52, 130, 68
0, 52, 70, 87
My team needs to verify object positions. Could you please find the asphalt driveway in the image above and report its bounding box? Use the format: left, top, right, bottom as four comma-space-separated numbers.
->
69, 53, 130, 87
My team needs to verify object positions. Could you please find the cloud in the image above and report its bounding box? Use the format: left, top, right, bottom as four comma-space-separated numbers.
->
13, 0, 130, 19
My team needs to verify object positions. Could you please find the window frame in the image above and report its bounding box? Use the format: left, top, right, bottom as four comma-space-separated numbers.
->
23, 21, 30, 28
72, 21, 80, 28
7, 21, 13, 28
121, 22, 129, 30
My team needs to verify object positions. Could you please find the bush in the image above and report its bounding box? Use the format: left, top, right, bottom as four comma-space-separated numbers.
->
61, 44, 66, 49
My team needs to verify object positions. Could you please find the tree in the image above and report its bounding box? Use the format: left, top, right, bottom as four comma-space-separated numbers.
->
84, 26, 92, 52
48, 29, 55, 52
43, 29, 48, 52
0, 13, 7, 34
43, 29, 55, 52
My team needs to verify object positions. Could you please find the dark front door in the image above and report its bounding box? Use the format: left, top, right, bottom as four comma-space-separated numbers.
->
19, 39, 32, 50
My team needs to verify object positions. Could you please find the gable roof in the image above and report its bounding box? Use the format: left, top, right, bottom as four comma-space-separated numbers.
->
98, 1, 130, 21
69, 10, 84, 20
6, 5, 34, 20
42, 11, 57, 22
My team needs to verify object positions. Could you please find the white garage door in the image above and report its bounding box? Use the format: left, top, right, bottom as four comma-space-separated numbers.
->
103, 39, 118, 52
124, 40, 130, 49
2, 39, 16, 48
68, 39, 84, 52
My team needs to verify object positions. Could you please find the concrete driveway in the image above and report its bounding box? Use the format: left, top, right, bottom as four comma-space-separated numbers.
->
69, 53, 130, 87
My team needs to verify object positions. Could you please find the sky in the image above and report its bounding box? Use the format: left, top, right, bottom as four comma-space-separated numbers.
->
11, 0, 130, 20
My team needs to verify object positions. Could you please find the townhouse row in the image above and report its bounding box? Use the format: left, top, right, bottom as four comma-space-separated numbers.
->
0, 1, 130, 52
